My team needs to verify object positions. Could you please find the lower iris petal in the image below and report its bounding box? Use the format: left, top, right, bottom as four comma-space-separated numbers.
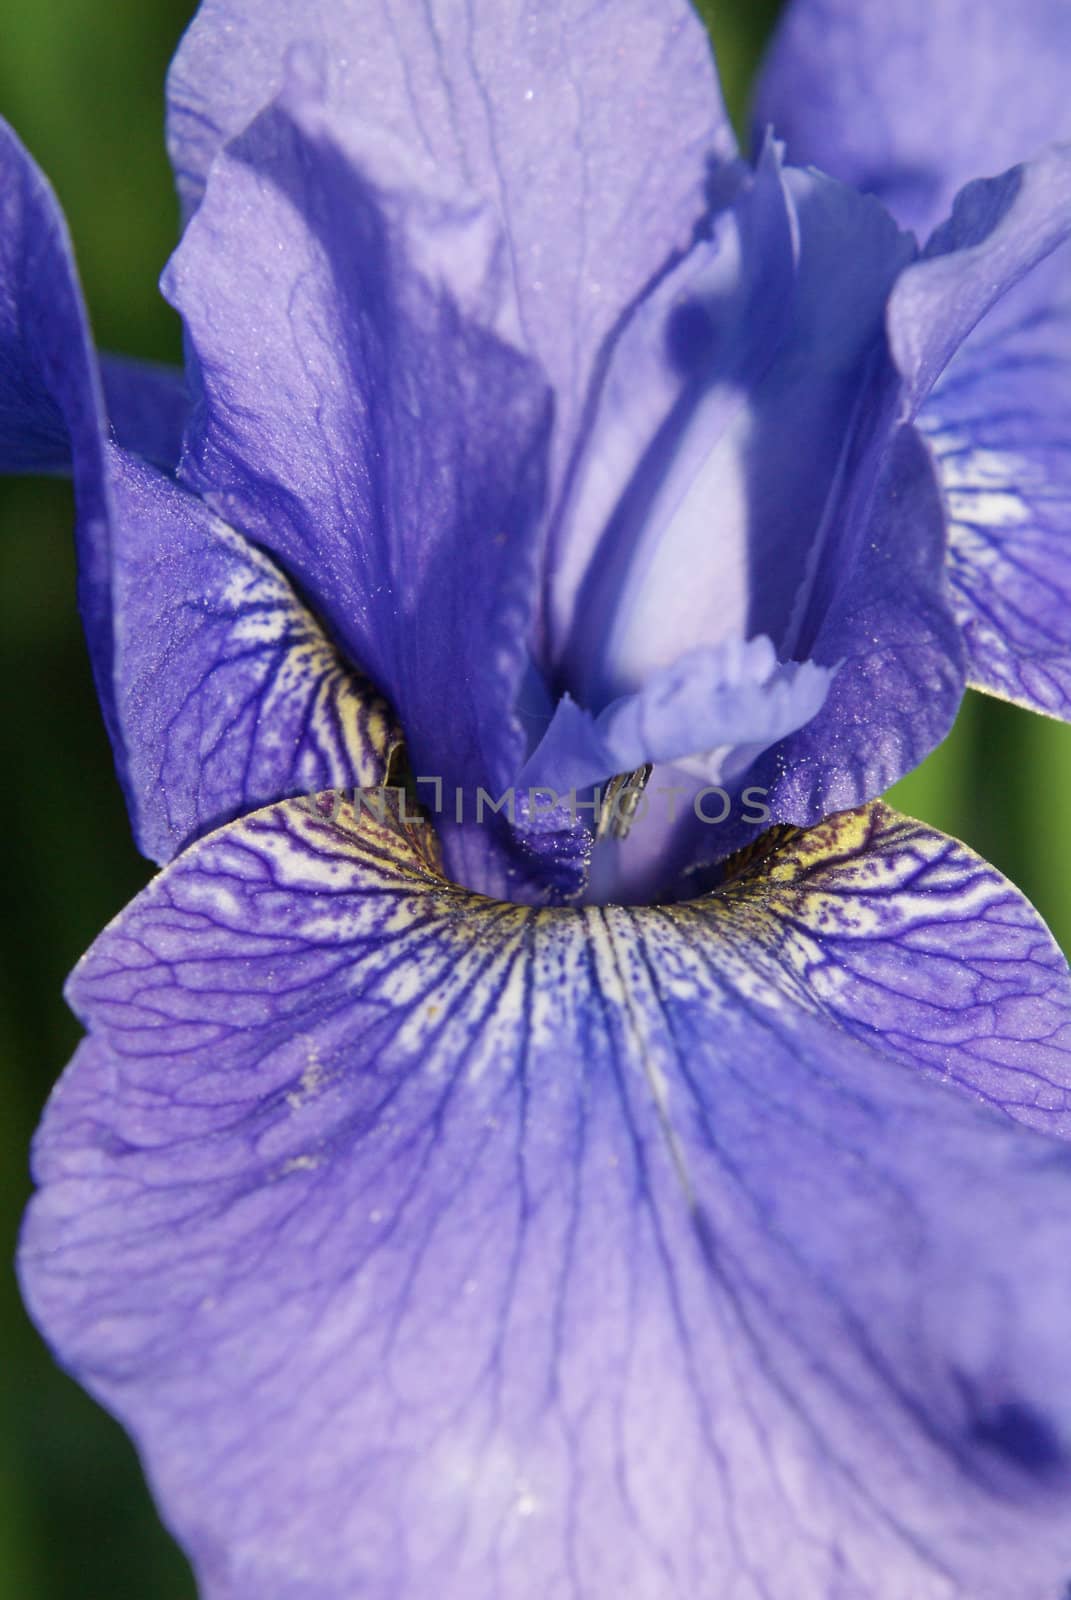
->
104, 448, 399, 865
19, 797, 1071, 1598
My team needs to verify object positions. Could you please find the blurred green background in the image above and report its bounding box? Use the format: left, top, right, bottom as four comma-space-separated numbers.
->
0, 1, 1069, 1595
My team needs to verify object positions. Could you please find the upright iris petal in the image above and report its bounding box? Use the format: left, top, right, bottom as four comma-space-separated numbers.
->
754, 0, 1071, 238
530, 136, 968, 898
163, 75, 561, 898
549, 146, 914, 690
160, 39, 977, 907
165, 0, 735, 490
0, 120, 104, 479
758, 0, 1071, 721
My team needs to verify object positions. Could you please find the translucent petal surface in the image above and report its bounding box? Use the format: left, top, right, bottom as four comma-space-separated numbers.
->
641, 426, 966, 897
21, 799, 1071, 1599
165, 80, 561, 895
167, 0, 734, 469
889, 150, 1071, 413
549, 150, 917, 701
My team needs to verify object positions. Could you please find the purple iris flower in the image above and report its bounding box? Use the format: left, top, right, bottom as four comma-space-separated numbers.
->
5, 0, 1071, 1593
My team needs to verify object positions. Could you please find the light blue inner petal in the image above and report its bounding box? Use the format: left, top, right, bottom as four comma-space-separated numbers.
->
550, 143, 914, 718
549, 140, 797, 700
521, 635, 833, 796
531, 143, 929, 903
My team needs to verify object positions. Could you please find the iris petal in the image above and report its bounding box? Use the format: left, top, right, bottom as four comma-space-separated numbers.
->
754, 0, 1071, 239
888, 153, 1071, 716
165, 77, 560, 897
0, 119, 131, 782
652, 426, 965, 889
166, 0, 733, 480
922, 245, 1071, 714
889, 149, 1071, 413
102, 448, 398, 864
540, 147, 958, 901
521, 636, 832, 796
100, 354, 188, 472
546, 140, 797, 681
550, 146, 916, 702
0, 118, 103, 482
757, 46, 1071, 729
21, 797, 1071, 1597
